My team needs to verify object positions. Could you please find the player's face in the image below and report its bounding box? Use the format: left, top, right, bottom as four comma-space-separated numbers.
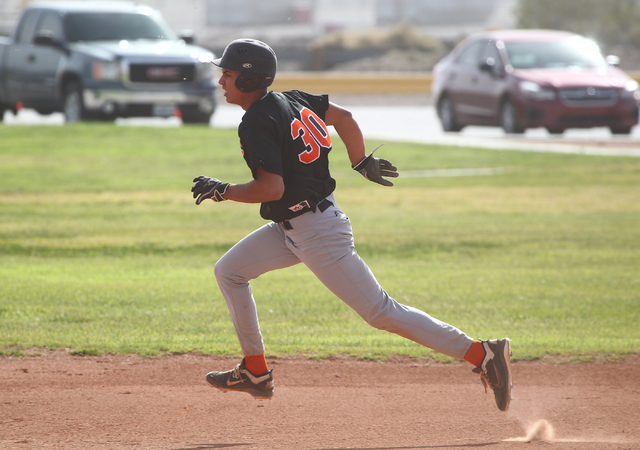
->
219, 69, 243, 105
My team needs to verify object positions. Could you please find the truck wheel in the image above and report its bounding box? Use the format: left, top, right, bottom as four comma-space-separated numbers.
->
180, 109, 212, 124
63, 82, 86, 123
179, 103, 214, 125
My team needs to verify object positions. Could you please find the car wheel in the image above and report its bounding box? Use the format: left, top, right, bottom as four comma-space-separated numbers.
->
438, 95, 462, 132
610, 126, 632, 135
63, 82, 86, 123
500, 98, 524, 134
546, 127, 565, 135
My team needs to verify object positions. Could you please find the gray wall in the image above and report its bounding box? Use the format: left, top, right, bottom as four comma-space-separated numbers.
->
206, 0, 304, 26
377, 0, 498, 26
206, 0, 500, 27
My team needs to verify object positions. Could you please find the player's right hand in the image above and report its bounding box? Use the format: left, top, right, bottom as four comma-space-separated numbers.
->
192, 176, 229, 205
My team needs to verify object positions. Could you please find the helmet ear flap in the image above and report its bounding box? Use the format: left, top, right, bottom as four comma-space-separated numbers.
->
235, 75, 260, 93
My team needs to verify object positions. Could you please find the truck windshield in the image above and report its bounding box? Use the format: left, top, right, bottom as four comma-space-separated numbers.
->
64, 13, 177, 42
504, 37, 608, 69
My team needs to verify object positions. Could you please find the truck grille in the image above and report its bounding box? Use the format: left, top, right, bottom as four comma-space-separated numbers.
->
559, 88, 618, 107
129, 64, 195, 83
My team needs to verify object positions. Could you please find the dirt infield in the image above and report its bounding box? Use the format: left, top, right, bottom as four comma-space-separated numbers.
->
1, 353, 639, 450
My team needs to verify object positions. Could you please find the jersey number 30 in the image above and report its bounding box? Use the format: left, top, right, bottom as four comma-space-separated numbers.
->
290, 107, 332, 164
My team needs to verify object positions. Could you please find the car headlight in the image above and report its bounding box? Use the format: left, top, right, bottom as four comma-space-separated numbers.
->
93, 61, 121, 81
196, 62, 215, 82
621, 79, 639, 99
196, 52, 215, 81
519, 81, 556, 101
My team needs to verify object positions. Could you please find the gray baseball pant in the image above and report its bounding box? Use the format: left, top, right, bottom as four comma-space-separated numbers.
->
214, 193, 473, 359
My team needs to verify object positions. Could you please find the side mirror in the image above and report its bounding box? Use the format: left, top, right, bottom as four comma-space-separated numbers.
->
34, 31, 59, 47
479, 61, 494, 73
33, 31, 67, 53
479, 57, 503, 77
179, 30, 195, 44
606, 55, 621, 67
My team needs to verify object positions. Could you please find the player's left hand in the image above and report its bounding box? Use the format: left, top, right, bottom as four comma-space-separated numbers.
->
352, 154, 399, 187
192, 176, 230, 204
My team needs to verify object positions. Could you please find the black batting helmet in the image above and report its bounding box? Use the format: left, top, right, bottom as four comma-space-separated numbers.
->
213, 39, 277, 93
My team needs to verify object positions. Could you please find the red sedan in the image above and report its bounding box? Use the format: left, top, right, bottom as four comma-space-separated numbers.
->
432, 29, 640, 134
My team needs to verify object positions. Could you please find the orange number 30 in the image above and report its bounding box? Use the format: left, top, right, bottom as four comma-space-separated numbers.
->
290, 107, 332, 164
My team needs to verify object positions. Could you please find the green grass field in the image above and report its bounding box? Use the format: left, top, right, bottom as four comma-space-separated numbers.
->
1, 124, 639, 361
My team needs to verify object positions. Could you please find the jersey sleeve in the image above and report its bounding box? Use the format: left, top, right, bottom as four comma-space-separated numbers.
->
238, 113, 283, 180
285, 90, 330, 121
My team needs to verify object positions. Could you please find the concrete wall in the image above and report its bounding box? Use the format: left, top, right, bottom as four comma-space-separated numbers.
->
314, 0, 377, 31
204, 0, 503, 28
0, 0, 514, 38
0, 0, 25, 36
377, 0, 498, 26
205, 0, 309, 26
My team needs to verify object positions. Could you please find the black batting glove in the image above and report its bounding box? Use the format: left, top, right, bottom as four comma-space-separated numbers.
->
191, 176, 229, 205
352, 145, 399, 187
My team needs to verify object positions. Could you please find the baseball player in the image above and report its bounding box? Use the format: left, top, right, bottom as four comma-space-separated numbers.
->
192, 39, 512, 411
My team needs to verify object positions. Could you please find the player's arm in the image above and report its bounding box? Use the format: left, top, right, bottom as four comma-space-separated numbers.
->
324, 102, 366, 166
325, 102, 399, 187
224, 166, 284, 203
192, 166, 284, 205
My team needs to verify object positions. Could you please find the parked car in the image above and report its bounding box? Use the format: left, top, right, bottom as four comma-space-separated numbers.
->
432, 29, 640, 134
0, 1, 217, 124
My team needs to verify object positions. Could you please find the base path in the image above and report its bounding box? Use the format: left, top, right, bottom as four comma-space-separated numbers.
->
1, 353, 638, 450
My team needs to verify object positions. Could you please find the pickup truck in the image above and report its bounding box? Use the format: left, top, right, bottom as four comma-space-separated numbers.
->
0, 1, 217, 124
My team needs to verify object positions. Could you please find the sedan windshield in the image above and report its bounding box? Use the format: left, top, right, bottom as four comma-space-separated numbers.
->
504, 37, 608, 69
64, 12, 176, 42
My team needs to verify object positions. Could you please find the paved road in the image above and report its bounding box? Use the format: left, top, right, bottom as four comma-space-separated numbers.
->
4, 104, 640, 157
344, 105, 640, 157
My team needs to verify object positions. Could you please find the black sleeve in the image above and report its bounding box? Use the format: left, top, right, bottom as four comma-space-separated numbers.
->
238, 114, 283, 180
285, 90, 330, 121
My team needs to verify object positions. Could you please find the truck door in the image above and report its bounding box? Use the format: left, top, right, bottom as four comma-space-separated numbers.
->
4, 9, 41, 106
26, 11, 67, 111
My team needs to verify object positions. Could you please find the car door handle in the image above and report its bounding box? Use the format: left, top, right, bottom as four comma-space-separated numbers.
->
28, 54, 36, 62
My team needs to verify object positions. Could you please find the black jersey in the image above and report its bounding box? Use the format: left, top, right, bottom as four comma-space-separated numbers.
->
238, 90, 336, 222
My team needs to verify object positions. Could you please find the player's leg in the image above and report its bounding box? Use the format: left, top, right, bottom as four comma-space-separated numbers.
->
214, 222, 300, 357
285, 196, 472, 359
207, 222, 299, 399
287, 197, 512, 410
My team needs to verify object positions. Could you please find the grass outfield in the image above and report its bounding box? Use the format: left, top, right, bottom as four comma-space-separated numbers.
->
1, 124, 639, 361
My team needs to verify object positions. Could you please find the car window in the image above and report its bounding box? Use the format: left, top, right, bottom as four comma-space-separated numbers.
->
36, 11, 65, 41
15, 9, 41, 44
64, 12, 176, 42
504, 37, 608, 69
455, 40, 484, 68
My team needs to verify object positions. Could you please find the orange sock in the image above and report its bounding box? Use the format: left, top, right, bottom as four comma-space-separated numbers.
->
464, 340, 486, 367
244, 354, 269, 376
